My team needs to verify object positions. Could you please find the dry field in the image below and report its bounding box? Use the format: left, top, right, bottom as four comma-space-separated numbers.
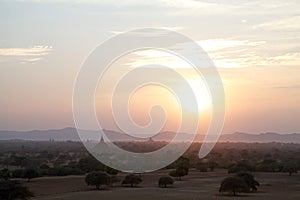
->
22, 169, 300, 200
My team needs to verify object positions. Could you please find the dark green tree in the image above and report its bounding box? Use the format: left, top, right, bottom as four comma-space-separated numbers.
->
85, 171, 111, 190
228, 160, 254, 174
121, 174, 142, 187
169, 156, 190, 180
196, 163, 208, 172
0, 168, 11, 181
169, 168, 187, 181
208, 161, 218, 171
78, 156, 105, 173
175, 157, 190, 173
22, 169, 39, 182
0, 180, 34, 200
219, 176, 249, 196
282, 163, 298, 176
237, 172, 260, 192
158, 176, 174, 188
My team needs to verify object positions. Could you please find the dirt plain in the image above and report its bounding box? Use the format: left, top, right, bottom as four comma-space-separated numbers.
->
22, 169, 300, 200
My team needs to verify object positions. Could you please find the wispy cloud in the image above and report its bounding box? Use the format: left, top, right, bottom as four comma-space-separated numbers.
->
199, 39, 265, 68
122, 38, 300, 69
110, 26, 185, 35
124, 39, 266, 69
0, 45, 52, 63
260, 52, 300, 66
253, 16, 300, 31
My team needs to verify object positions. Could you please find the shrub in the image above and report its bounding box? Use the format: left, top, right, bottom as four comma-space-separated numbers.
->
22, 169, 39, 182
0, 168, 11, 181
11, 169, 39, 182
158, 176, 174, 188
237, 172, 260, 192
169, 168, 187, 180
122, 174, 142, 187
219, 176, 249, 196
85, 171, 111, 190
196, 163, 208, 172
282, 164, 298, 176
0, 180, 34, 200
228, 160, 254, 174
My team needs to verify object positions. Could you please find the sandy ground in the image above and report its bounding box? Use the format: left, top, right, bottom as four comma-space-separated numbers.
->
22, 169, 300, 200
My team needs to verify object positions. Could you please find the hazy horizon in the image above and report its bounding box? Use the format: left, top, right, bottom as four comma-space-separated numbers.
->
1, 126, 299, 135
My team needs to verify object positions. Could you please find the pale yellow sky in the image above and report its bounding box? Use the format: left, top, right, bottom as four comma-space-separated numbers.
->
0, 0, 299, 134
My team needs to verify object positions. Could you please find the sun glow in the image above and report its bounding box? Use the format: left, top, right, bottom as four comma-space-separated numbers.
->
129, 49, 212, 113
95, 49, 213, 133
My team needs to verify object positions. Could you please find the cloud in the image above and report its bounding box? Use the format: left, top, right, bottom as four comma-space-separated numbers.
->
122, 38, 300, 69
260, 52, 300, 66
124, 39, 266, 69
110, 26, 185, 35
0, 46, 52, 63
198, 39, 265, 68
253, 16, 300, 31
199, 40, 300, 68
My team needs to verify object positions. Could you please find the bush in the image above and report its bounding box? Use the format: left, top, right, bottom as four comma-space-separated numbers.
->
78, 157, 105, 173
110, 175, 120, 187
219, 176, 249, 196
255, 159, 282, 172
122, 174, 142, 187
11, 169, 39, 182
282, 164, 298, 176
228, 160, 254, 174
85, 171, 111, 190
0, 168, 11, 181
169, 168, 187, 180
22, 169, 39, 182
237, 172, 260, 192
12, 169, 24, 179
196, 163, 208, 172
158, 176, 174, 188
0, 180, 34, 200
208, 161, 218, 171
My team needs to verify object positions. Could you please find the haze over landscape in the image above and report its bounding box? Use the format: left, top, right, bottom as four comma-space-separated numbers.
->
1, 127, 300, 143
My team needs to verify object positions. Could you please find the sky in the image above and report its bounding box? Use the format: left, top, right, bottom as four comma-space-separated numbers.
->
0, 0, 299, 134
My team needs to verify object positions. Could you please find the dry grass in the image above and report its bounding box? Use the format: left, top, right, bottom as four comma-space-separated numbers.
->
23, 169, 300, 200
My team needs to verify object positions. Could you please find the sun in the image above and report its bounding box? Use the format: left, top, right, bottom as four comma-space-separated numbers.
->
128, 49, 213, 114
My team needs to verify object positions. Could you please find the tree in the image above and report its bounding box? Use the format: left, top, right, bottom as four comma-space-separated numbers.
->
11, 169, 23, 179
219, 176, 249, 196
0, 168, 11, 181
85, 171, 110, 190
228, 160, 254, 174
169, 168, 187, 181
237, 172, 260, 192
109, 175, 120, 187
158, 176, 174, 188
78, 156, 118, 175
256, 159, 281, 172
104, 166, 118, 175
175, 157, 190, 174
121, 174, 142, 187
78, 156, 105, 173
169, 156, 190, 180
208, 161, 218, 172
22, 169, 39, 182
282, 164, 298, 176
0, 180, 34, 200
196, 163, 208, 172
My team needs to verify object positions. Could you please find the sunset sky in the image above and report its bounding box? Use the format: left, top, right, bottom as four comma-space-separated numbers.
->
0, 0, 299, 134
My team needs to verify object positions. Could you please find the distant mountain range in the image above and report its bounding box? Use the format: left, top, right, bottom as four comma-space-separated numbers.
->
0, 127, 299, 143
